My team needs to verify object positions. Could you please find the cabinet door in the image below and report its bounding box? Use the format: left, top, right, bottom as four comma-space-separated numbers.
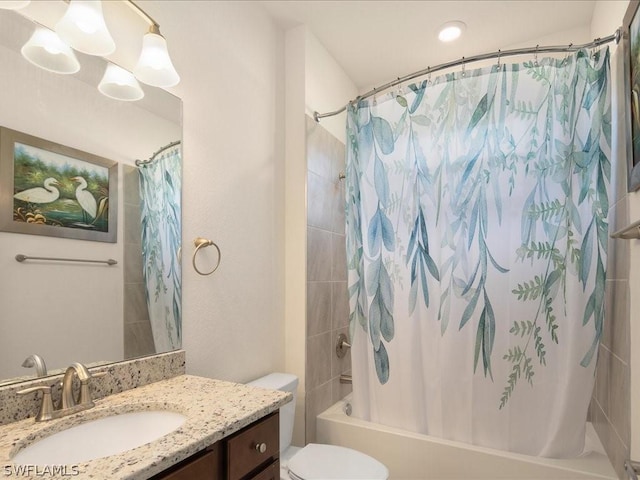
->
153, 446, 222, 480
226, 412, 279, 480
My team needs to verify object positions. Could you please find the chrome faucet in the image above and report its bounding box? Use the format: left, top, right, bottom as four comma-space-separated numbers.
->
21, 354, 48, 377
17, 362, 106, 422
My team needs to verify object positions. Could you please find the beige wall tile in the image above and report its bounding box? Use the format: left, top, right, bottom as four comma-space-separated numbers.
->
306, 332, 332, 390
308, 227, 333, 281
331, 375, 353, 405
609, 355, 630, 447
611, 280, 630, 363
331, 233, 347, 281
124, 321, 155, 358
331, 281, 349, 331
307, 281, 332, 336
124, 285, 150, 325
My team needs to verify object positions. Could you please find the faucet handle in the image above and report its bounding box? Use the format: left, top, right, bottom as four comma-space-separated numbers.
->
17, 386, 54, 422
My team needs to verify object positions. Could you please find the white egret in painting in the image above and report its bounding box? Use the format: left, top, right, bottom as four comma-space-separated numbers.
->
13, 177, 60, 203
71, 176, 97, 220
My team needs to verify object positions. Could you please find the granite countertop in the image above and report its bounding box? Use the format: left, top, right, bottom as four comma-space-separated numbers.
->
0, 375, 291, 479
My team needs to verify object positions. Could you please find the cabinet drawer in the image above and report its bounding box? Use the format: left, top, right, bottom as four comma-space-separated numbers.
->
227, 412, 279, 480
248, 460, 279, 480
153, 446, 221, 480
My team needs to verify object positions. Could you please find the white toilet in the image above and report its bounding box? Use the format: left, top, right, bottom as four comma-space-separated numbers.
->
248, 373, 389, 480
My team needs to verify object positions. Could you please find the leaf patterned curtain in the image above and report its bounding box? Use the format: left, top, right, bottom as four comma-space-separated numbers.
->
346, 48, 610, 457
138, 144, 182, 352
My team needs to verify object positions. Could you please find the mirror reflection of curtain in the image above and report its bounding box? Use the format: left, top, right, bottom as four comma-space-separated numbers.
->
138, 143, 182, 352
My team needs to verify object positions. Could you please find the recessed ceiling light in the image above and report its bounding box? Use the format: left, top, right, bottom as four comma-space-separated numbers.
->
438, 21, 466, 43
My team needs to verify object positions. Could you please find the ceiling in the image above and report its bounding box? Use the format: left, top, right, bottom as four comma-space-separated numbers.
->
260, 1, 601, 91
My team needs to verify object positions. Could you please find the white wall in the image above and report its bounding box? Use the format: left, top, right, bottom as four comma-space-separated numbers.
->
304, 31, 359, 144
143, 1, 286, 382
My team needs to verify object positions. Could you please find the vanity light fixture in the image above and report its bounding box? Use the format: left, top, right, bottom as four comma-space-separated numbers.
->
134, 23, 180, 88
15, 0, 179, 101
0, 1, 30, 9
98, 62, 144, 101
55, 0, 115, 56
438, 21, 466, 43
21, 26, 80, 74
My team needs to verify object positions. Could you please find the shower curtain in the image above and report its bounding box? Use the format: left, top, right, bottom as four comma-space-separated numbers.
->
138, 144, 182, 352
346, 48, 611, 458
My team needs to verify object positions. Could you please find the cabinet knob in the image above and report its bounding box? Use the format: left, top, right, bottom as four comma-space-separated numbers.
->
255, 442, 267, 454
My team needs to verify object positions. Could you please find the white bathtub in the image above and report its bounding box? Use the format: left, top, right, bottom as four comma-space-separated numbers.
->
316, 396, 617, 480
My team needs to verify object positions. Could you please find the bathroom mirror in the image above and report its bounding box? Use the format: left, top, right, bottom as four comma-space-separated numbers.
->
0, 8, 182, 385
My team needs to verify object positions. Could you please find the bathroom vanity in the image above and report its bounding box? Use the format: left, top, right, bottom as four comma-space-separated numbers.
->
0, 375, 290, 479
153, 411, 280, 480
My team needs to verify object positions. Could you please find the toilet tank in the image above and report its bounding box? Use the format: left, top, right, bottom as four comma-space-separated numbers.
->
248, 373, 298, 453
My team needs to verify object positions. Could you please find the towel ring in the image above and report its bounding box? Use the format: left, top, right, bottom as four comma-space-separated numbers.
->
192, 237, 221, 276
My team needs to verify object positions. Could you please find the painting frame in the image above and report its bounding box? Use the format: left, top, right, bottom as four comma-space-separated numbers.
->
0, 126, 118, 243
624, 0, 640, 191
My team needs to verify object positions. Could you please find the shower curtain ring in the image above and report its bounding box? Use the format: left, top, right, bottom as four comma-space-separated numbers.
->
496, 49, 501, 69
192, 237, 221, 276
563, 44, 573, 66
534, 45, 539, 67
461, 57, 466, 77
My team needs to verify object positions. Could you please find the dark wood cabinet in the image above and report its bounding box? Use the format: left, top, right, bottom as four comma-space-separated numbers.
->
151, 412, 280, 480
151, 446, 222, 480
227, 411, 279, 480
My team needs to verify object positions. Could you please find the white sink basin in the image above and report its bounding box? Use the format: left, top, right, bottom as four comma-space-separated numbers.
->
12, 411, 187, 465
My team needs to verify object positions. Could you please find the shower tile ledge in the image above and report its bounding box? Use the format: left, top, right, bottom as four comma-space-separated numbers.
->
0, 375, 291, 479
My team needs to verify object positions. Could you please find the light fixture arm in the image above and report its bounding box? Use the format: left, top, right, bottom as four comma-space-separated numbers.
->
125, 0, 161, 32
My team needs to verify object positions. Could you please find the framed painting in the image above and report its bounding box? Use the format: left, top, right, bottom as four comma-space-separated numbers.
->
0, 127, 117, 242
624, 0, 640, 191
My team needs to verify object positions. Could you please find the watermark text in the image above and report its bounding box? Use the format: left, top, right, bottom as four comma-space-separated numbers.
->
3, 465, 80, 477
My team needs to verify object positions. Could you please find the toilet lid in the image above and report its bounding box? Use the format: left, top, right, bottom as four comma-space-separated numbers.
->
288, 443, 388, 480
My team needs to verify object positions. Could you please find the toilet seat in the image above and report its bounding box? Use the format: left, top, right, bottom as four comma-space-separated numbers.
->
287, 443, 388, 480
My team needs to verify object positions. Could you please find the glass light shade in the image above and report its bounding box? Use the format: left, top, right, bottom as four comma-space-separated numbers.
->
55, 0, 115, 56
134, 31, 180, 88
21, 27, 80, 74
98, 64, 144, 101
0, 1, 30, 9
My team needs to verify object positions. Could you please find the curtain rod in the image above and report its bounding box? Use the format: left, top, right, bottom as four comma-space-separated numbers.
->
314, 28, 622, 122
135, 140, 181, 167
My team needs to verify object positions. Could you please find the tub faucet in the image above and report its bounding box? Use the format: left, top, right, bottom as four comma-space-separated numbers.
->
21, 354, 47, 377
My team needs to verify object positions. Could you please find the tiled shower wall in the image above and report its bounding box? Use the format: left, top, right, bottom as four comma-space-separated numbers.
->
123, 165, 155, 358
305, 116, 352, 443
589, 90, 631, 478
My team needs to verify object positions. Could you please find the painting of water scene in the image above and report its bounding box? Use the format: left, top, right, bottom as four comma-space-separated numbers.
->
0, 127, 117, 242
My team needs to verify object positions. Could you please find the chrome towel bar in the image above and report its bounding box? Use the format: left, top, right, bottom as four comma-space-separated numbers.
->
15, 254, 117, 265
